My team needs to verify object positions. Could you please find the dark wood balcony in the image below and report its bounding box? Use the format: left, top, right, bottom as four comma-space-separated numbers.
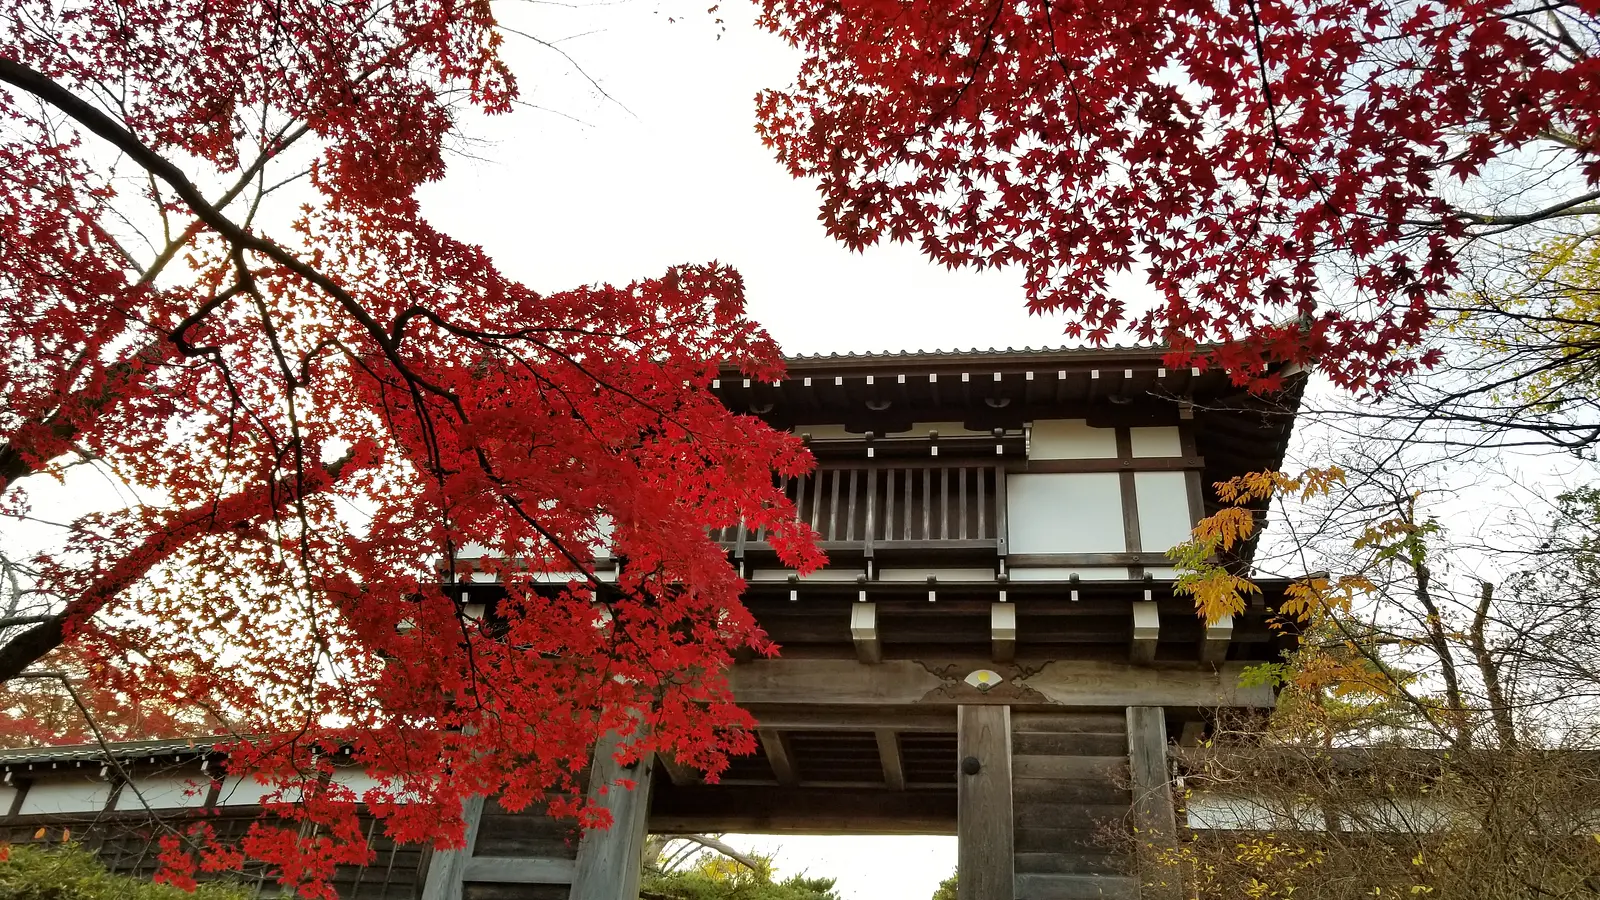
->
714, 461, 1008, 560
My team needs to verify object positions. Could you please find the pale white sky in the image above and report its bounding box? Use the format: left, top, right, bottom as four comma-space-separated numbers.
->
421, 2, 1018, 895
416, 0, 1138, 359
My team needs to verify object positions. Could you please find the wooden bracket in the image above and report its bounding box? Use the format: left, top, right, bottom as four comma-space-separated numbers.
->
757, 729, 798, 786
991, 603, 1016, 664
1132, 600, 1160, 663
1200, 614, 1234, 663
851, 603, 882, 664
876, 729, 906, 791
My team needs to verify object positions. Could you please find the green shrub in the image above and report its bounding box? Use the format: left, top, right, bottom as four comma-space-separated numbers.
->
0, 845, 250, 900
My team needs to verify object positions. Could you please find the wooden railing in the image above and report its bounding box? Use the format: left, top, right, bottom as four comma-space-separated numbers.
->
714, 462, 1008, 554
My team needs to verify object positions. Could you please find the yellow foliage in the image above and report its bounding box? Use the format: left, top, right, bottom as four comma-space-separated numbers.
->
1465, 235, 1600, 407
1169, 468, 1347, 625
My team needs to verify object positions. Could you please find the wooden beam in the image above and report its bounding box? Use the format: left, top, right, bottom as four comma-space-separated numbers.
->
1006, 551, 1172, 567
1127, 707, 1181, 900
1019, 457, 1204, 474
851, 602, 882, 664
1179, 423, 1205, 527
649, 784, 955, 834
1201, 614, 1234, 663
1115, 428, 1144, 580
991, 603, 1016, 663
570, 739, 653, 900
420, 794, 484, 900
659, 755, 700, 787
745, 704, 956, 732
464, 857, 576, 884
758, 729, 798, 786
729, 659, 1277, 709
1132, 601, 1160, 663
875, 729, 907, 790
957, 705, 1013, 900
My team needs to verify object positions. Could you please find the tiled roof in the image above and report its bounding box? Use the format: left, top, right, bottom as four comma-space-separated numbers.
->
0, 736, 222, 767
783, 343, 1163, 362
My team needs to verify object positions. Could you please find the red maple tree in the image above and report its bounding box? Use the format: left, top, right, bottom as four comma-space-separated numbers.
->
0, 0, 818, 893
755, 0, 1600, 390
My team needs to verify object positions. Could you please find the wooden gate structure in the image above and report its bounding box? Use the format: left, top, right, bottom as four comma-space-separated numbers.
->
0, 347, 1304, 900
426, 347, 1305, 900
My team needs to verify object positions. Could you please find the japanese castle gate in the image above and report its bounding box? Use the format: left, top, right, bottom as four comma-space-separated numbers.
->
0, 347, 1303, 900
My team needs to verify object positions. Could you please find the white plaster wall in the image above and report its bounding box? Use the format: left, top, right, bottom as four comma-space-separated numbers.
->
1338, 799, 1456, 833
113, 774, 209, 810
1135, 471, 1193, 553
1186, 794, 1326, 831
1129, 426, 1183, 457
1029, 420, 1117, 459
215, 774, 303, 806
17, 777, 113, 815
1006, 473, 1125, 553
330, 767, 385, 802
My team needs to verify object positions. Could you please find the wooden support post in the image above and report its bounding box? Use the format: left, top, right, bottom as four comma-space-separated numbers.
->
957, 705, 1013, 900
1127, 707, 1181, 900
1179, 422, 1205, 529
851, 602, 883, 664
1132, 601, 1160, 663
1116, 428, 1145, 579
1200, 614, 1233, 663
571, 737, 655, 900
420, 794, 485, 900
875, 729, 907, 790
991, 602, 1016, 664
759, 729, 799, 786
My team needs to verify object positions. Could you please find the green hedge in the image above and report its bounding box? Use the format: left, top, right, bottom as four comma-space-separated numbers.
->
0, 845, 250, 900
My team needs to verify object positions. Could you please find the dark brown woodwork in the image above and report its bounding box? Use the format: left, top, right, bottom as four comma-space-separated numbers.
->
957, 705, 1013, 900
875, 729, 907, 790
1018, 456, 1203, 473
1127, 707, 1182, 900
757, 729, 798, 786
648, 783, 956, 834
463, 884, 569, 900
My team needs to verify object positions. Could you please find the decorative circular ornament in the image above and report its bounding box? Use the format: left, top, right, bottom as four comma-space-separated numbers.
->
965, 669, 1004, 691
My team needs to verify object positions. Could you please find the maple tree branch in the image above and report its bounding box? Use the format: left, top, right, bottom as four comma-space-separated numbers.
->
0, 451, 355, 683
0, 55, 452, 403
660, 834, 762, 872
1460, 189, 1600, 229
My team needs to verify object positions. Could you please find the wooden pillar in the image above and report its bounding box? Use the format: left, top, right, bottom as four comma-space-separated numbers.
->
420, 794, 485, 900
1127, 706, 1181, 900
571, 735, 655, 900
957, 705, 1013, 900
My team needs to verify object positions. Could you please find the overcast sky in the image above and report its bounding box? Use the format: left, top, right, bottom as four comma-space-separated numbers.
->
415, 0, 1150, 360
